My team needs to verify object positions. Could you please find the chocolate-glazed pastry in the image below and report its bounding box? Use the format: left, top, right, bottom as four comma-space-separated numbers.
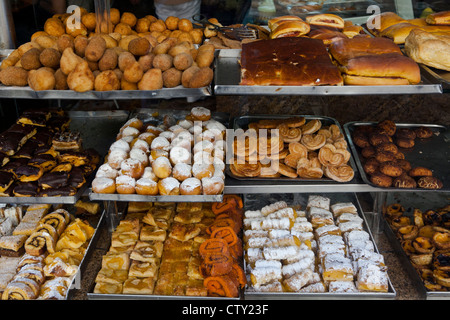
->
38, 185, 77, 197
15, 164, 44, 182
16, 113, 48, 127
0, 153, 9, 166
58, 151, 88, 167
38, 171, 69, 189
29, 154, 57, 172
68, 167, 86, 188
13, 182, 39, 197
52, 131, 82, 151
0, 158, 28, 173
31, 128, 54, 146
12, 140, 38, 159
0, 132, 28, 156
51, 162, 73, 173
6, 123, 37, 139
46, 116, 71, 132
0, 171, 14, 192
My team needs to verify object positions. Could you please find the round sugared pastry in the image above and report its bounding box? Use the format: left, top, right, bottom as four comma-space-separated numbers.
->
95, 163, 119, 179
193, 151, 213, 165
145, 125, 163, 136
109, 139, 130, 152
142, 167, 158, 181
171, 134, 192, 150
193, 140, 214, 154
151, 136, 170, 152
190, 106, 211, 121
157, 177, 180, 195
130, 148, 149, 166
201, 176, 224, 195
131, 139, 150, 154
152, 156, 172, 179
180, 177, 202, 195
192, 162, 214, 180
169, 146, 191, 165
138, 132, 156, 145
120, 158, 145, 179
177, 119, 193, 130
121, 118, 144, 131
120, 126, 140, 139
149, 149, 169, 164
159, 131, 175, 142
172, 163, 192, 181
115, 175, 136, 194
135, 177, 158, 195
107, 148, 128, 170
92, 177, 116, 193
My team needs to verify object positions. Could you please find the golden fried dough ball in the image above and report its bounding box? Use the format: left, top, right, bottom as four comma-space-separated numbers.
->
56, 34, 75, 53
120, 12, 137, 27
33, 35, 57, 49
94, 70, 120, 91
128, 37, 151, 56
114, 23, 132, 36
17, 42, 42, 56
28, 67, 55, 90
60, 47, 84, 75
141, 34, 158, 48
44, 17, 66, 37
188, 67, 213, 88
110, 8, 121, 25
118, 34, 139, 51
39, 48, 61, 69
165, 16, 179, 30
152, 53, 173, 71
113, 68, 123, 81
81, 12, 96, 31
74, 35, 88, 57
109, 32, 122, 42
99, 48, 118, 71
85, 35, 107, 62
118, 51, 136, 71
98, 34, 118, 48
121, 78, 138, 90
177, 32, 194, 44
85, 58, 99, 72
54, 68, 68, 90
178, 19, 193, 32
173, 52, 193, 71
123, 61, 144, 83
152, 37, 177, 55
20, 48, 42, 70
138, 53, 155, 72
195, 44, 215, 68
145, 15, 158, 23
99, 20, 114, 34
31, 31, 49, 41
65, 18, 88, 37
67, 60, 94, 92
190, 29, 203, 44
170, 30, 182, 39
138, 68, 163, 90
136, 18, 151, 33
162, 67, 182, 88
150, 20, 167, 33
168, 41, 192, 57
0, 66, 28, 86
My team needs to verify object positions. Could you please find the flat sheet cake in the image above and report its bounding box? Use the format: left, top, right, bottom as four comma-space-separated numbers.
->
239, 37, 343, 86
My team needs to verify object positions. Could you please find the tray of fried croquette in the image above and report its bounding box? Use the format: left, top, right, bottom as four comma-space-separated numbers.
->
242, 192, 397, 299
343, 121, 450, 192
380, 192, 450, 300
226, 114, 359, 184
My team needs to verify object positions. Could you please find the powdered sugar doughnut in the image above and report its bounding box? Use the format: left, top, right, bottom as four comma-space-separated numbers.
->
92, 177, 115, 193
193, 151, 213, 164
189, 125, 203, 137
169, 146, 191, 165
152, 156, 172, 179
142, 167, 158, 181
149, 149, 169, 164
151, 136, 170, 151
205, 120, 226, 132
172, 163, 192, 181
115, 175, 136, 194
168, 124, 187, 135
171, 135, 191, 150
107, 148, 128, 169
96, 163, 119, 179
121, 126, 140, 138
121, 135, 134, 143
110, 139, 130, 152
178, 119, 193, 129
132, 139, 150, 153
192, 162, 214, 179
193, 140, 214, 154
138, 132, 156, 145
120, 118, 143, 131
180, 177, 202, 195
135, 177, 158, 195
145, 125, 163, 136
214, 139, 226, 150
213, 169, 225, 179
213, 159, 225, 172
129, 148, 149, 167
191, 106, 211, 121
159, 131, 175, 142
212, 147, 225, 161
201, 176, 224, 195
157, 177, 180, 195
120, 158, 145, 179
202, 129, 222, 143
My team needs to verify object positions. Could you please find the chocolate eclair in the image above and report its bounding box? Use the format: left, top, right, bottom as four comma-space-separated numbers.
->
0, 171, 14, 193
0, 158, 28, 174
38, 171, 69, 189
6, 123, 37, 140
12, 140, 39, 159
0, 132, 28, 156
14, 164, 44, 182
13, 182, 39, 197
0, 153, 9, 167
38, 185, 77, 197
29, 154, 57, 172
68, 167, 86, 188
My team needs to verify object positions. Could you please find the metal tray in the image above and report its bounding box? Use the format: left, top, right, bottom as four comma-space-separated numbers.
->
88, 108, 230, 203
0, 50, 211, 100
213, 49, 443, 96
242, 192, 397, 300
381, 192, 450, 300
0, 110, 130, 205
227, 114, 358, 183
344, 121, 450, 192
420, 64, 450, 93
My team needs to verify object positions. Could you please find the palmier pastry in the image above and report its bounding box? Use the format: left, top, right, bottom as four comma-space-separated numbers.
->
284, 117, 306, 128
414, 126, 433, 139
277, 123, 302, 143
297, 157, 323, 179
379, 161, 403, 177
377, 120, 396, 136
301, 119, 321, 135
230, 161, 261, 177
409, 167, 433, 177
318, 143, 350, 167
370, 171, 393, 187
393, 173, 417, 189
418, 176, 443, 190
288, 142, 308, 158
301, 133, 326, 151
395, 138, 415, 149
324, 164, 354, 182
276, 162, 298, 178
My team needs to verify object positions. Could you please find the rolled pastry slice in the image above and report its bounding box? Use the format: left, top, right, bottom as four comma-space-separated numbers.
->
204, 275, 239, 298
24, 230, 57, 256
39, 212, 67, 235
2, 281, 37, 300
306, 14, 345, 29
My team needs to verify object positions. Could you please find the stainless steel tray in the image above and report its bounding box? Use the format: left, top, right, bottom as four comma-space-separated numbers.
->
0, 49, 211, 99
213, 49, 443, 96
381, 192, 450, 300
227, 114, 358, 183
242, 192, 397, 300
420, 64, 450, 93
344, 121, 450, 192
